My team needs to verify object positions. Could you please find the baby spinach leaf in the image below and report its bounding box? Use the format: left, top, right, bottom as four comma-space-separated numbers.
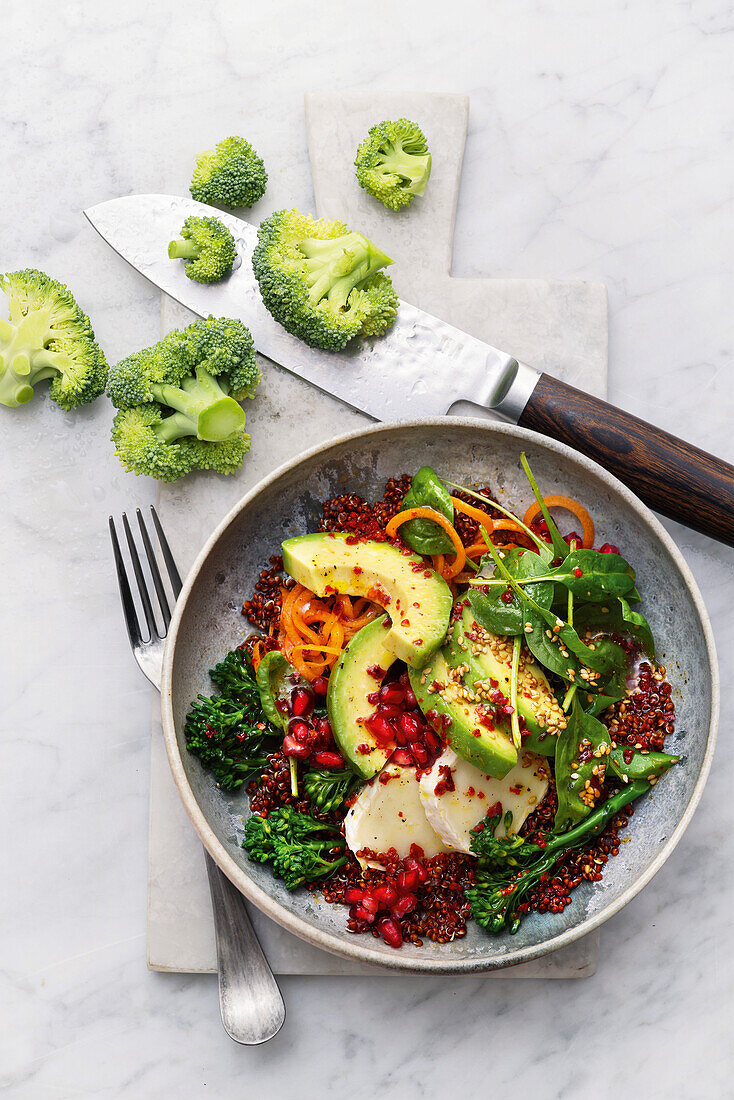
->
579, 692, 620, 718
573, 597, 656, 660
548, 550, 637, 601
554, 701, 612, 832
520, 453, 570, 562
468, 549, 553, 636
399, 465, 455, 555
256, 650, 297, 731
608, 747, 678, 785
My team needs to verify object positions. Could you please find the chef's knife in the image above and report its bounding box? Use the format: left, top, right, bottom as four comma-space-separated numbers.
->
85, 194, 734, 547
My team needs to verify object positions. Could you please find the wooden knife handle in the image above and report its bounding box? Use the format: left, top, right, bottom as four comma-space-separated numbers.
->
518, 373, 734, 547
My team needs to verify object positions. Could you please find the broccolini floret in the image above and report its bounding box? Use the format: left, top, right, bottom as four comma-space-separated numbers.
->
243, 806, 347, 890
252, 209, 398, 351
168, 215, 236, 283
190, 136, 267, 208
107, 316, 260, 481
184, 647, 280, 790
355, 119, 432, 211
0, 269, 107, 409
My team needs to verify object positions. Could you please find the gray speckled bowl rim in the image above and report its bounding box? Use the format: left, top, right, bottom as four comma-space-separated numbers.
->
160, 418, 719, 974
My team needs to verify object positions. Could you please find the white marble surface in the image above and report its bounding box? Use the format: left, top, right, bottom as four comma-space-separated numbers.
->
2, 2, 733, 1097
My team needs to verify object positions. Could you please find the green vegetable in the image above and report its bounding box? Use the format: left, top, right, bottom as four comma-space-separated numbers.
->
608, 747, 678, 784
399, 465, 455, 554
466, 780, 650, 934
168, 215, 236, 283
256, 649, 302, 795
243, 806, 347, 890
468, 548, 554, 637
520, 454, 570, 560
0, 269, 107, 409
190, 136, 267, 208
302, 768, 360, 813
444, 479, 552, 560
553, 700, 612, 831
574, 598, 656, 661
354, 118, 432, 211
184, 647, 280, 791
252, 209, 398, 352
107, 316, 260, 481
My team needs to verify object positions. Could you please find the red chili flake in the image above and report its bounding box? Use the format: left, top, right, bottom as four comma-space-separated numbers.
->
353, 565, 363, 575
368, 583, 391, 605
472, 729, 481, 738
433, 765, 456, 797
357, 743, 372, 755
500, 587, 514, 604
509, 784, 523, 795
367, 664, 386, 679
413, 638, 424, 646
401, 618, 411, 627
573, 567, 583, 578
487, 801, 503, 817
466, 785, 476, 797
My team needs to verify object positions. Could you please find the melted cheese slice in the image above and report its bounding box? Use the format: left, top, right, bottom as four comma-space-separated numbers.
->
419, 748, 550, 854
345, 764, 450, 869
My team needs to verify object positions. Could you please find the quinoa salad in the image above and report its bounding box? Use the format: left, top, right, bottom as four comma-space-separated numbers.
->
184, 457, 678, 950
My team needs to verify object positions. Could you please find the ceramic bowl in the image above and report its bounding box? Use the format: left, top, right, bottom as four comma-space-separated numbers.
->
160, 419, 718, 973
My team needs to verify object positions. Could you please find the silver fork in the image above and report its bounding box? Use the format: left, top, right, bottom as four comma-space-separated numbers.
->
109, 506, 286, 1045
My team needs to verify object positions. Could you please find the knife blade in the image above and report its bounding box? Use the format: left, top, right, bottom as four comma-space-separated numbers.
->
85, 194, 734, 547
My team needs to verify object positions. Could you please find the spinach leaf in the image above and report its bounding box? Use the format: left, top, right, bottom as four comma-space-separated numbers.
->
468, 548, 553, 636
579, 692, 620, 718
573, 598, 656, 660
399, 466, 455, 555
554, 701, 612, 832
520, 453, 570, 561
608, 747, 678, 785
548, 549, 637, 601
256, 650, 297, 731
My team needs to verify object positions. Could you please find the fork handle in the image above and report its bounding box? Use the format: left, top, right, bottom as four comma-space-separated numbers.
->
205, 852, 286, 1044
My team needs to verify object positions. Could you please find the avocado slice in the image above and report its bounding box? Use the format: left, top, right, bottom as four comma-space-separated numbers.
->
282, 532, 452, 667
458, 603, 567, 755
408, 643, 518, 780
327, 614, 396, 780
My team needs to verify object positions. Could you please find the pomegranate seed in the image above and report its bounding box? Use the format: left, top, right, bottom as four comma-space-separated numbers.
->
402, 686, 417, 709
424, 728, 441, 752
410, 741, 429, 766
600, 542, 620, 555
365, 712, 396, 747
290, 687, 314, 718
397, 868, 420, 892
353, 903, 376, 924
565, 530, 582, 546
391, 748, 414, 767
372, 883, 399, 907
398, 713, 421, 740
313, 716, 333, 744
377, 703, 402, 719
377, 917, 403, 948
344, 886, 364, 904
311, 750, 344, 768
380, 681, 405, 706
282, 734, 311, 758
311, 676, 329, 696
391, 893, 416, 919
404, 857, 428, 884
360, 894, 379, 915
287, 717, 312, 742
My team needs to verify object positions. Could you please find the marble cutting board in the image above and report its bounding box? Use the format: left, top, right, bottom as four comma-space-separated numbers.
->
147, 91, 608, 976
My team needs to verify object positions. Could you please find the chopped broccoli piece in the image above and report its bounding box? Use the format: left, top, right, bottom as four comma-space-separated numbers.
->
107, 316, 260, 481
355, 119, 432, 211
184, 647, 280, 791
168, 215, 236, 283
303, 768, 360, 813
0, 269, 107, 409
243, 806, 347, 890
190, 136, 267, 208
252, 209, 398, 351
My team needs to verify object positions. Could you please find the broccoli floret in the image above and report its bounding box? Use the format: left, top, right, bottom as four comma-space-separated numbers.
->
243, 806, 347, 890
0, 269, 107, 409
107, 316, 260, 481
355, 119, 432, 211
252, 209, 399, 351
168, 215, 236, 283
190, 136, 267, 208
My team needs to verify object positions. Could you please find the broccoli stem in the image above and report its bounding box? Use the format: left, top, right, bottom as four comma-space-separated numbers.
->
376, 150, 432, 194
0, 313, 63, 406
168, 239, 201, 260
299, 233, 393, 310
150, 366, 245, 442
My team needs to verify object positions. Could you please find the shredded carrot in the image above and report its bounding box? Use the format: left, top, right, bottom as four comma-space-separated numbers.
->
450, 497, 495, 538
523, 495, 595, 549
278, 581, 380, 681
251, 640, 264, 672
464, 540, 490, 559
387, 506, 466, 580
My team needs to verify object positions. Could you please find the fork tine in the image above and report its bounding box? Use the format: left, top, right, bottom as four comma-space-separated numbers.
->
109, 516, 142, 648
150, 506, 183, 598
136, 509, 172, 630
122, 512, 158, 640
